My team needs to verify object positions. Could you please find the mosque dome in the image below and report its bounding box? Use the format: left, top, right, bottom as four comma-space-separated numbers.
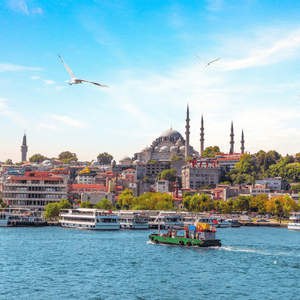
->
91, 160, 100, 166
160, 146, 169, 152
170, 146, 177, 152
143, 146, 151, 151
160, 129, 183, 138
120, 155, 132, 161
42, 160, 52, 167
133, 160, 141, 165
179, 146, 186, 151
154, 146, 160, 151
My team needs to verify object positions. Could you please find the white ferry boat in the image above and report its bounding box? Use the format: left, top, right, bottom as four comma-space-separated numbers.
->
119, 212, 149, 229
59, 209, 120, 230
0, 211, 47, 227
194, 216, 232, 228
149, 212, 184, 229
288, 215, 300, 231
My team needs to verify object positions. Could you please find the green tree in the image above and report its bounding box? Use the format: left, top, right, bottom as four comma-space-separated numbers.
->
59, 199, 71, 209
143, 176, 150, 183
202, 146, 221, 158
156, 168, 177, 182
232, 195, 252, 212
291, 183, 300, 192
44, 202, 60, 219
5, 159, 13, 165
80, 201, 93, 208
29, 154, 47, 164
0, 202, 8, 208
117, 189, 135, 209
147, 159, 157, 164
185, 156, 193, 162
58, 151, 78, 164
171, 155, 183, 161
97, 152, 113, 165
250, 194, 268, 214
94, 198, 111, 209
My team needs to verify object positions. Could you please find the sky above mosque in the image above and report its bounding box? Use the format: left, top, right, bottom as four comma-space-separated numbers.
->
1, 0, 300, 163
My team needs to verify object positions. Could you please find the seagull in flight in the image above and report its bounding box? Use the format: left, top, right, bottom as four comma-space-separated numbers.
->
58, 54, 108, 88
194, 53, 221, 67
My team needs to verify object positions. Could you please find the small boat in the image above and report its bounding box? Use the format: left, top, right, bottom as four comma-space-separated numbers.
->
224, 218, 241, 228
288, 214, 300, 231
149, 223, 221, 247
119, 212, 149, 229
0, 211, 47, 227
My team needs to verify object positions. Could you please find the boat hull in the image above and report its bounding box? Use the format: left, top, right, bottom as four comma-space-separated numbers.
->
288, 223, 300, 231
149, 234, 221, 247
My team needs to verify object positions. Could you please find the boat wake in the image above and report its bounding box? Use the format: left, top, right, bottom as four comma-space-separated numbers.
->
146, 241, 155, 245
219, 246, 271, 255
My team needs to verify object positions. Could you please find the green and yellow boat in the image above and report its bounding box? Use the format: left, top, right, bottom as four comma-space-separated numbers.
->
149, 223, 221, 247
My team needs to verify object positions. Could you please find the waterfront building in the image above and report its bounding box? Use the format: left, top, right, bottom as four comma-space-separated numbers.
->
2, 171, 67, 209
182, 163, 220, 189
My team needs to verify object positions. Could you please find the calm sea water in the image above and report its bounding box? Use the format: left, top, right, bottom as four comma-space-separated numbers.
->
0, 226, 299, 300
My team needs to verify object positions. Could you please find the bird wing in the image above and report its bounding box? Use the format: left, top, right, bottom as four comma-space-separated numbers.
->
79, 79, 109, 88
194, 53, 207, 64
208, 58, 221, 64
58, 54, 76, 79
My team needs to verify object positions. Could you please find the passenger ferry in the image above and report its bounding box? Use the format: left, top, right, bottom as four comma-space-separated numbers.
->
288, 214, 300, 231
119, 212, 149, 229
59, 209, 120, 230
193, 216, 232, 228
0, 210, 47, 227
149, 212, 184, 229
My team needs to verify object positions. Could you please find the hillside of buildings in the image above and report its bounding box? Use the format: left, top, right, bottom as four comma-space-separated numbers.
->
1, 148, 300, 217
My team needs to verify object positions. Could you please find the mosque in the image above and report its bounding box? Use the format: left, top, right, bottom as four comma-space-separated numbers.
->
119, 105, 245, 165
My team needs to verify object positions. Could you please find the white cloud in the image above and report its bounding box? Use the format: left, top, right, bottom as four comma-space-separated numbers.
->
44, 80, 55, 85
206, 0, 224, 11
36, 123, 60, 131
8, 0, 28, 14
51, 115, 88, 128
220, 29, 300, 71
30, 76, 40, 80
31, 7, 43, 14
0, 97, 28, 127
53, 86, 67, 90
0, 63, 41, 72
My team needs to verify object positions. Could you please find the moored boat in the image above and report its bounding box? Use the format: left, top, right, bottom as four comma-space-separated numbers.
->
0, 211, 47, 227
288, 214, 300, 231
59, 208, 120, 230
119, 212, 149, 229
149, 223, 221, 247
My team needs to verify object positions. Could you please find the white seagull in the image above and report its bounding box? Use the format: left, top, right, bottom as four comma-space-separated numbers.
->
194, 53, 221, 67
58, 54, 108, 87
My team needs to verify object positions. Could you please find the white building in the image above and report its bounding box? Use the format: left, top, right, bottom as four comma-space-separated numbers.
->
255, 177, 288, 191
155, 180, 169, 193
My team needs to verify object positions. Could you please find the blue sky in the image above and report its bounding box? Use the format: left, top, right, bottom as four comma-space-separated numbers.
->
1, 0, 300, 163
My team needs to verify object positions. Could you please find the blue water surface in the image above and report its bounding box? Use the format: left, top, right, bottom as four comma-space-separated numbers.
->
0, 226, 299, 300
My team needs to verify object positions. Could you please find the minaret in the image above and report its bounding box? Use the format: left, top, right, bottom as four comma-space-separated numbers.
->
241, 129, 245, 154
200, 114, 204, 156
229, 121, 234, 154
185, 104, 190, 159
21, 132, 28, 162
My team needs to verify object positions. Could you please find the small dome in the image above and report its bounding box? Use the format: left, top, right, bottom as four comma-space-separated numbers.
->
91, 160, 100, 166
120, 155, 132, 161
133, 160, 141, 165
154, 146, 160, 151
42, 160, 52, 167
160, 129, 183, 138
160, 146, 169, 152
170, 146, 177, 152
143, 146, 151, 151
179, 146, 186, 151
